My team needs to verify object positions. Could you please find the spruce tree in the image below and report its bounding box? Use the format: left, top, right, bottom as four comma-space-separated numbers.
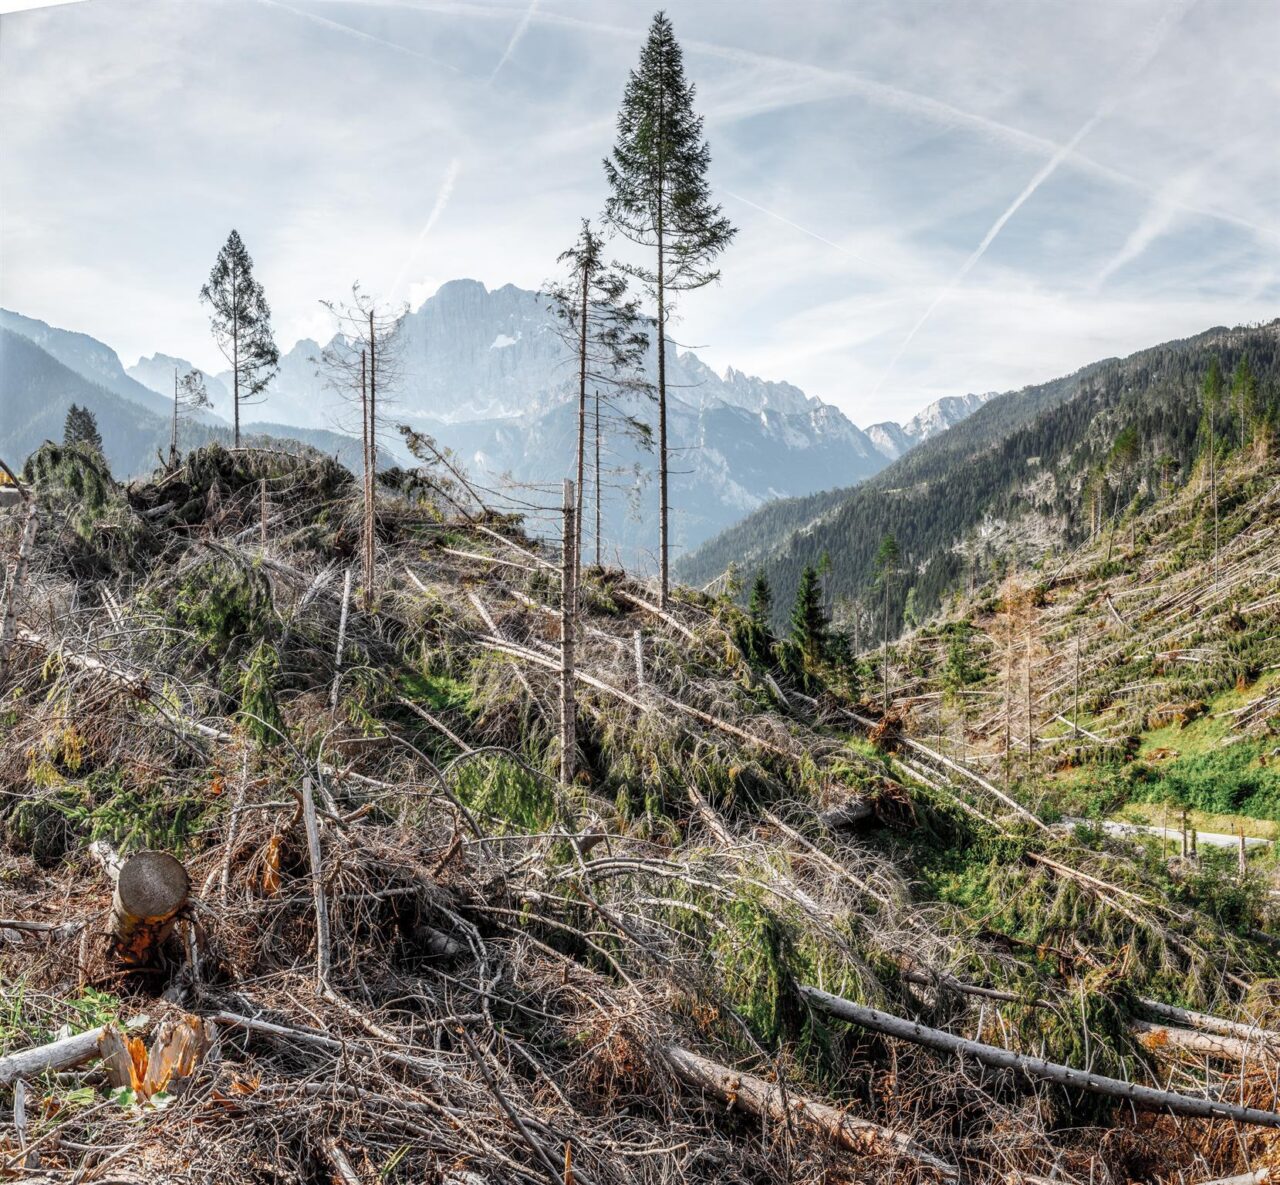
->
1202, 358, 1222, 586
170, 369, 211, 468
747, 569, 772, 634
1231, 357, 1256, 450
603, 10, 736, 607
63, 404, 103, 454
745, 568, 773, 663
545, 219, 651, 575
789, 564, 828, 664
200, 229, 280, 448
874, 534, 902, 712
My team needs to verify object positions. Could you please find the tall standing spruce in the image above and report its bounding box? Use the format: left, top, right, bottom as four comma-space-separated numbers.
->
200, 229, 280, 449
604, 11, 735, 606
545, 219, 651, 577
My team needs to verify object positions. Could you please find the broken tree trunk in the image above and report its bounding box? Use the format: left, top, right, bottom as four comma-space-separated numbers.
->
1128, 1019, 1260, 1063
662, 1043, 958, 1179
801, 986, 1280, 1127
560, 478, 577, 787
0, 498, 38, 685
102, 848, 190, 966
897, 966, 1266, 1063
330, 566, 353, 714
1192, 1171, 1273, 1185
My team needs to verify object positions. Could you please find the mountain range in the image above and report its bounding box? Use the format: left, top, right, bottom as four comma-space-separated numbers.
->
2, 281, 990, 558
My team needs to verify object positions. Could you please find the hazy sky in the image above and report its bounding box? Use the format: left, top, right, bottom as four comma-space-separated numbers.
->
2, 0, 1277, 425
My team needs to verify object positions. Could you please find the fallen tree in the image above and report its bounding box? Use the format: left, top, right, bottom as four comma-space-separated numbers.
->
800, 986, 1280, 1127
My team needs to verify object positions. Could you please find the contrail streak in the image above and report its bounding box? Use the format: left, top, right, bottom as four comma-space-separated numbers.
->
488, 0, 539, 83
254, 0, 461, 70
391, 157, 461, 301
315, 0, 1271, 247
872, 0, 1200, 396
873, 112, 1105, 392
725, 191, 869, 263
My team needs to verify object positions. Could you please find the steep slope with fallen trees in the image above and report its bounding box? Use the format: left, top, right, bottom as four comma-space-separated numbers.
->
2, 439, 1280, 1183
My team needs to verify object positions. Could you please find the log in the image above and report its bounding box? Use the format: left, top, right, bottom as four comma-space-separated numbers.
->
299, 777, 332, 985
899, 967, 1264, 1063
0, 1027, 107, 1086
108, 851, 190, 965
801, 986, 1280, 1127
1192, 1171, 1273, 1185
819, 797, 874, 832
663, 1043, 957, 1179
1129, 1019, 1258, 1063
1139, 999, 1280, 1047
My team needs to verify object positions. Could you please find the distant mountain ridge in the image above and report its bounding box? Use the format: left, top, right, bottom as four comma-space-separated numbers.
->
3, 284, 996, 558
0, 308, 179, 422
865, 392, 994, 460
0, 328, 376, 477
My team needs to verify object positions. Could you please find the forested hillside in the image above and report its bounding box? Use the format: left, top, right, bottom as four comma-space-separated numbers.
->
678, 321, 1280, 632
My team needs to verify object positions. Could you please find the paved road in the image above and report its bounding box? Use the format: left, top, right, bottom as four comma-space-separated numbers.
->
1064, 817, 1272, 850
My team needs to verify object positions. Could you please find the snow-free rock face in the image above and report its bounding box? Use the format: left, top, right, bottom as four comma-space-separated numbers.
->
867, 393, 995, 460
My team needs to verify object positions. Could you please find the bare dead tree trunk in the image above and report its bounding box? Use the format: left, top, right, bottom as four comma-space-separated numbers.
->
663, 1044, 957, 1178
575, 257, 589, 591
300, 776, 332, 986
594, 387, 602, 570
560, 479, 577, 787
1072, 625, 1082, 735
0, 1026, 116, 1086
1003, 597, 1014, 790
1025, 596, 1034, 773
259, 477, 268, 556
656, 186, 669, 610
171, 368, 180, 468
0, 498, 38, 685
361, 348, 375, 612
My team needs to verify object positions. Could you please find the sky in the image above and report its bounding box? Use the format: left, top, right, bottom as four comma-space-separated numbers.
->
1, 0, 1278, 426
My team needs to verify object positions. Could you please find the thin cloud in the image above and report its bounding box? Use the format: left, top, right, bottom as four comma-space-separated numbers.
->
319, 0, 1276, 247
873, 0, 1202, 396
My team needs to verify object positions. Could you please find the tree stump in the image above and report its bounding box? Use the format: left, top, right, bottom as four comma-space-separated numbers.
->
109, 851, 190, 965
